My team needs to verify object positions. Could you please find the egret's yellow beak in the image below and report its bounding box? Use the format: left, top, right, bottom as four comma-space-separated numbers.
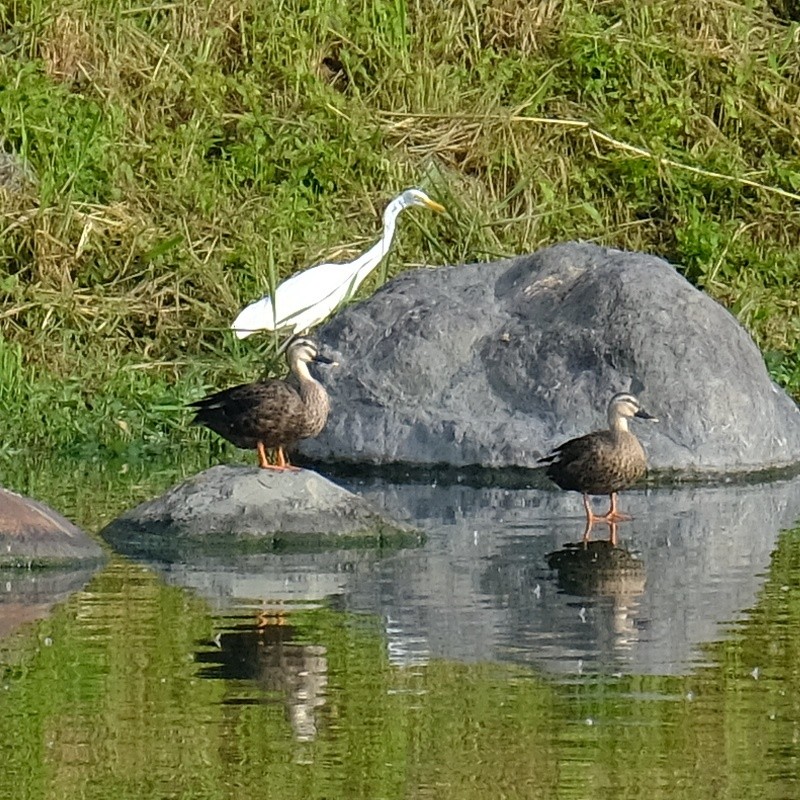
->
424, 198, 446, 213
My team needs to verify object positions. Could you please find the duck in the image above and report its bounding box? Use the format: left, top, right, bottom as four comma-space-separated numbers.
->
189, 337, 335, 470
539, 392, 657, 526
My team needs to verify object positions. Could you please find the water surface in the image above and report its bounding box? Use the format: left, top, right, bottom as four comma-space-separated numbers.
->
1, 454, 800, 799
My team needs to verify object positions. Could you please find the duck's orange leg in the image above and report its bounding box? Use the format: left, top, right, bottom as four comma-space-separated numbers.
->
582, 494, 602, 527
276, 446, 301, 472
582, 498, 622, 546
257, 441, 271, 469
257, 441, 287, 470
599, 492, 632, 522
256, 443, 300, 471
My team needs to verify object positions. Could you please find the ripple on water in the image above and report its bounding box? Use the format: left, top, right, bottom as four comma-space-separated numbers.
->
2, 458, 800, 798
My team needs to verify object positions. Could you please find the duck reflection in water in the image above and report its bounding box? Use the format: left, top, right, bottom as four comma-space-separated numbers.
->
547, 529, 646, 598
539, 392, 658, 535
196, 616, 327, 742
547, 529, 647, 656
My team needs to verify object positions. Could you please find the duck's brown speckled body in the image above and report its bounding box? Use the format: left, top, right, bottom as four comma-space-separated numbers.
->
539, 392, 657, 526
190, 338, 334, 470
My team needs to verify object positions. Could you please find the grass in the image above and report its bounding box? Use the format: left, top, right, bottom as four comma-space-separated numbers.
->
1, 0, 799, 457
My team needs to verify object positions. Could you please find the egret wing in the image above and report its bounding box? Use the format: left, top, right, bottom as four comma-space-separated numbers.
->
232, 260, 361, 337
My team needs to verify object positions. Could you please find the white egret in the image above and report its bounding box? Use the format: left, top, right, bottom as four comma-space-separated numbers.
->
231, 188, 445, 339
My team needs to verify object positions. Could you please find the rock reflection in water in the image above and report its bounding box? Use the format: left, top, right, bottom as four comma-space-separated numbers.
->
341, 473, 800, 675
196, 619, 327, 742
151, 473, 800, 677
0, 567, 99, 639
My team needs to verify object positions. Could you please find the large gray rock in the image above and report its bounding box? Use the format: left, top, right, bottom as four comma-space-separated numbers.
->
100, 465, 419, 560
301, 242, 800, 475
0, 486, 106, 567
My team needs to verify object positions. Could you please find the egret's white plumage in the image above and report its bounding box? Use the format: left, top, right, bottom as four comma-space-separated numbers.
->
231, 188, 445, 339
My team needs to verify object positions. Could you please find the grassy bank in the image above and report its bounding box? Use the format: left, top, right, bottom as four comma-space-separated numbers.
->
1, 0, 799, 456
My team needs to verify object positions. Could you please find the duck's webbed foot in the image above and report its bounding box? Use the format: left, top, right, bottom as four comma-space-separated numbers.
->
598, 492, 632, 522
583, 493, 632, 526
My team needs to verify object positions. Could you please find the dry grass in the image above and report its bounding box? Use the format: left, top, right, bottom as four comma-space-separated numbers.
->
1, 0, 799, 449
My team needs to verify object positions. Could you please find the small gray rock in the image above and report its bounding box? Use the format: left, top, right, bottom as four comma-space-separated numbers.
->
0, 486, 105, 567
301, 242, 800, 475
100, 465, 419, 560
0, 147, 36, 192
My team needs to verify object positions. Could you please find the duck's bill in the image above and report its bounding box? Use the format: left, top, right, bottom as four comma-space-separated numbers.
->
635, 409, 658, 421
314, 354, 338, 366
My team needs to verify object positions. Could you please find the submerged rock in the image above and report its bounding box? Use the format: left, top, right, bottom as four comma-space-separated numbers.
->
302, 242, 800, 475
0, 486, 105, 567
100, 464, 419, 561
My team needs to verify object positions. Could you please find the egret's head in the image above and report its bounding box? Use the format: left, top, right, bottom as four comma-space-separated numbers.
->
608, 392, 658, 423
285, 337, 337, 366
397, 188, 446, 214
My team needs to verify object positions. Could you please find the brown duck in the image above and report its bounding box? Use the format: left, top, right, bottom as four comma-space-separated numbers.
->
539, 392, 657, 525
190, 337, 335, 470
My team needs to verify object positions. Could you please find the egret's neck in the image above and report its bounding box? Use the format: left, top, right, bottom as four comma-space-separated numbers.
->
608, 412, 630, 434
378, 200, 403, 257
351, 200, 404, 282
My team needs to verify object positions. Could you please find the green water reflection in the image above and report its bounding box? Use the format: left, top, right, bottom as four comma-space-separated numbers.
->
0, 448, 223, 532
2, 454, 800, 798
0, 535, 798, 800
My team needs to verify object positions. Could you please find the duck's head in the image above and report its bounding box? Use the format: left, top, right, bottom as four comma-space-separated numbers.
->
285, 337, 337, 367
608, 392, 658, 429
